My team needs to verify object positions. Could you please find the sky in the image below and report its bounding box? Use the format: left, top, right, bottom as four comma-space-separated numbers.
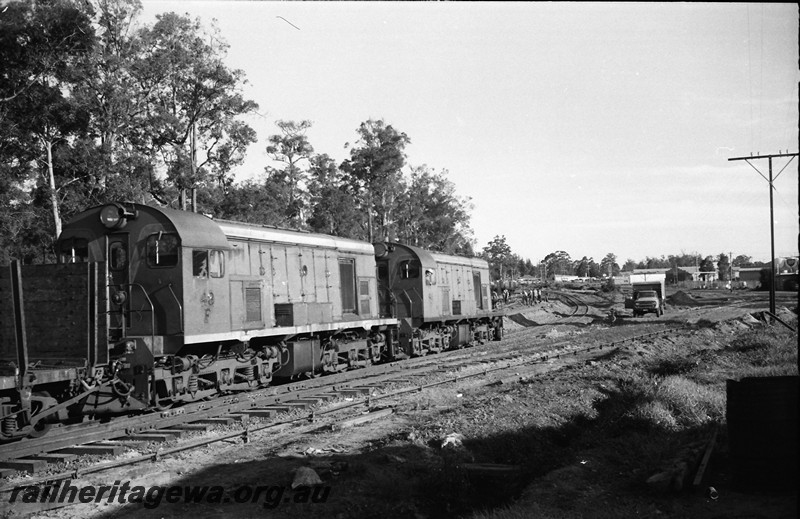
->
141, 1, 799, 264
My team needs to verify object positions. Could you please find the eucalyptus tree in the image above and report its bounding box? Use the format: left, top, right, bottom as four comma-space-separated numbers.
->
265, 120, 314, 226
199, 180, 284, 225
340, 119, 410, 243
396, 165, 474, 254
135, 11, 258, 208
543, 250, 572, 279
572, 256, 596, 278
600, 252, 620, 277
0, 0, 95, 243
483, 235, 512, 283
306, 154, 364, 238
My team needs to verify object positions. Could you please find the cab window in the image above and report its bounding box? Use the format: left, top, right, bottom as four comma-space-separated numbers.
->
399, 260, 420, 279
193, 249, 224, 278
146, 233, 179, 267
109, 242, 127, 271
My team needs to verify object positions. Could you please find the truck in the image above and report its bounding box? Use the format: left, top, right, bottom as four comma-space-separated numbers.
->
622, 273, 666, 317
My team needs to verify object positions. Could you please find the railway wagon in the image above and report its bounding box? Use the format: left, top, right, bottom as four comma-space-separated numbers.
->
374, 242, 503, 357
0, 202, 395, 440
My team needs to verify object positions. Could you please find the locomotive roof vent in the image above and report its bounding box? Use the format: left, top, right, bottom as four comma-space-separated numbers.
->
100, 203, 138, 229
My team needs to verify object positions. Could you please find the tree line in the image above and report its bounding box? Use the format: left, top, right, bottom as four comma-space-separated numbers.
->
482, 235, 768, 284
0, 0, 474, 264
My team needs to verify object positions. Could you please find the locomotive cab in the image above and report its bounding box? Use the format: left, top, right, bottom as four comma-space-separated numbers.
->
58, 203, 232, 355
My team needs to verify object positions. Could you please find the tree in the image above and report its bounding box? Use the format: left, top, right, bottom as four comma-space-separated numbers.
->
600, 253, 619, 277
573, 256, 589, 277
1, 0, 259, 259
0, 0, 94, 105
573, 256, 599, 278
0, 0, 95, 241
340, 119, 410, 242
543, 251, 572, 279
717, 253, 731, 281
587, 258, 601, 278
622, 259, 637, 272
483, 235, 512, 283
72, 0, 151, 186
732, 254, 753, 267
0, 174, 38, 264
524, 259, 536, 277
201, 180, 283, 225
306, 154, 364, 238
136, 12, 258, 207
265, 119, 314, 226
699, 256, 716, 272
670, 252, 702, 268
515, 255, 531, 276
395, 166, 474, 254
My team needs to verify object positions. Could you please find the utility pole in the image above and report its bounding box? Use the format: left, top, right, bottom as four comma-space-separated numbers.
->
190, 121, 197, 213
728, 151, 798, 315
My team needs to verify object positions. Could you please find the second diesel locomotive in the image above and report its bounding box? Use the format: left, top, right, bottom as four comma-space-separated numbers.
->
375, 242, 501, 357
0, 202, 502, 440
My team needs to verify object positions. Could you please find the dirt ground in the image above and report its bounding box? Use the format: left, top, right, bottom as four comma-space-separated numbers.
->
1, 288, 797, 519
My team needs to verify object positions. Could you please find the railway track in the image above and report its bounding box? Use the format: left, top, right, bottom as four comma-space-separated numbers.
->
550, 291, 591, 321
505, 290, 592, 327
0, 316, 686, 487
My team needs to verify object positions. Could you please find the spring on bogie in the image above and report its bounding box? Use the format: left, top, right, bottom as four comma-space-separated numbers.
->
2, 415, 17, 436
240, 365, 255, 381
187, 374, 198, 393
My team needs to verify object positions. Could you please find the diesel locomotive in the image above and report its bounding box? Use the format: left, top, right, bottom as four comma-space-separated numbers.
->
0, 202, 502, 441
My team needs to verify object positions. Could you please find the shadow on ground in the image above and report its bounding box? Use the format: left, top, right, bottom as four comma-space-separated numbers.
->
83, 380, 797, 519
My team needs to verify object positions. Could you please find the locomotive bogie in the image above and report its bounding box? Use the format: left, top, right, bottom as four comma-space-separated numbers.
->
273, 329, 387, 378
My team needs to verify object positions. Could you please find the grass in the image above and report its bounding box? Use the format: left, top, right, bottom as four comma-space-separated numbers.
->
460, 319, 798, 519
371, 315, 798, 518
628, 375, 725, 430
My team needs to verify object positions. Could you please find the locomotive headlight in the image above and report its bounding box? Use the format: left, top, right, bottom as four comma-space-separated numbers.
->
100, 203, 138, 229
100, 204, 126, 229
124, 340, 136, 354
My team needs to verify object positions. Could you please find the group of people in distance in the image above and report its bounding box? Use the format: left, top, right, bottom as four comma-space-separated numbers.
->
521, 287, 546, 306
491, 286, 549, 307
